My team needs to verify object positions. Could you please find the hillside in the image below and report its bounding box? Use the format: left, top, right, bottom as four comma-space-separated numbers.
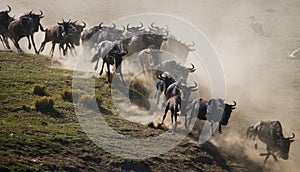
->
0, 52, 264, 171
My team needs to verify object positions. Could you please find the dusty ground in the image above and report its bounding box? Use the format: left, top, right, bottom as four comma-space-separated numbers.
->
1, 0, 300, 171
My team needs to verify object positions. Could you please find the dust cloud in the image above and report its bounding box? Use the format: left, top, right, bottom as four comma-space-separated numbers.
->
1, 0, 300, 171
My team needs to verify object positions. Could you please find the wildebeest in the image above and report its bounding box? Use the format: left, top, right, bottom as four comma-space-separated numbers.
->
38, 19, 77, 57
97, 23, 124, 43
188, 98, 236, 135
8, 10, 45, 53
123, 21, 145, 38
119, 33, 168, 57
246, 120, 295, 164
62, 21, 86, 56
154, 72, 177, 109
81, 22, 103, 53
165, 80, 198, 130
148, 22, 169, 35
161, 36, 195, 62
91, 40, 128, 83
0, 5, 14, 50
138, 45, 160, 72
161, 95, 181, 134
156, 60, 196, 82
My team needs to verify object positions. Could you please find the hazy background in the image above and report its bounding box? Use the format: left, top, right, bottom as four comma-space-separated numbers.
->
1, 0, 300, 171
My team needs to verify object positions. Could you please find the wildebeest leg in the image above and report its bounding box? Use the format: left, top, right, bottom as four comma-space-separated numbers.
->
4, 37, 10, 49
0, 36, 5, 49
260, 146, 272, 164
161, 103, 169, 124
106, 63, 111, 83
50, 42, 56, 57
39, 41, 47, 53
187, 103, 195, 129
30, 34, 39, 54
12, 39, 23, 53
210, 121, 214, 136
172, 112, 178, 134
119, 71, 126, 85
218, 124, 222, 134
99, 60, 105, 76
26, 36, 31, 50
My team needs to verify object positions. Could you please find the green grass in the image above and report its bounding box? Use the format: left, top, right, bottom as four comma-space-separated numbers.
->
0, 52, 256, 171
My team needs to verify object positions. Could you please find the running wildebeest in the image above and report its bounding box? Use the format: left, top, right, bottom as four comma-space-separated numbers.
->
38, 19, 77, 57
161, 94, 181, 134
91, 40, 128, 83
8, 10, 45, 53
247, 120, 295, 164
188, 98, 236, 135
0, 5, 14, 50
62, 21, 86, 56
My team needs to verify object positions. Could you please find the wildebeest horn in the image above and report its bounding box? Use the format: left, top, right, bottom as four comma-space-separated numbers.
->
7, 5, 11, 13
68, 19, 71, 23
99, 22, 103, 28
39, 10, 43, 16
111, 23, 116, 29
187, 41, 195, 47
138, 21, 143, 29
29, 10, 33, 15
158, 72, 166, 81
151, 22, 159, 29
287, 133, 295, 140
62, 18, 65, 23
189, 81, 198, 90
126, 23, 131, 30
81, 21, 86, 28
165, 25, 169, 31
122, 26, 125, 32
231, 101, 237, 107
189, 63, 196, 72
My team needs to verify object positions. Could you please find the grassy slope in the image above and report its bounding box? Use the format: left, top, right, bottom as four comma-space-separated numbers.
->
0, 52, 259, 171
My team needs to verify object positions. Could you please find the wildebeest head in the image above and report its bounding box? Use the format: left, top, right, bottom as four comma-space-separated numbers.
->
178, 80, 198, 100
148, 22, 169, 35
221, 101, 237, 125
57, 19, 77, 36
126, 21, 145, 35
70, 21, 86, 46
21, 10, 45, 32
278, 133, 295, 160
0, 6, 14, 32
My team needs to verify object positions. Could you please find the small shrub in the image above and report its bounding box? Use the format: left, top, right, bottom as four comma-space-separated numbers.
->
60, 88, 79, 102
34, 96, 54, 112
79, 95, 102, 110
130, 78, 150, 96
32, 84, 48, 96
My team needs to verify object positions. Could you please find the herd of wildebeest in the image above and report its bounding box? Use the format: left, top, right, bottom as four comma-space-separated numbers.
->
0, 6, 295, 164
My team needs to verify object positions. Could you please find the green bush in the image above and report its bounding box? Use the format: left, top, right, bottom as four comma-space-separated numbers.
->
32, 84, 48, 96
130, 78, 150, 96
60, 88, 79, 102
79, 95, 102, 109
34, 96, 54, 112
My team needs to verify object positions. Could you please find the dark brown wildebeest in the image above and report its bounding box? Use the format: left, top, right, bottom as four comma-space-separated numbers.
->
188, 98, 236, 136
8, 10, 45, 53
91, 40, 128, 83
119, 33, 168, 57
0, 5, 14, 50
38, 19, 76, 57
81, 22, 103, 52
62, 21, 86, 56
247, 120, 295, 164
122, 21, 145, 38
161, 95, 181, 134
